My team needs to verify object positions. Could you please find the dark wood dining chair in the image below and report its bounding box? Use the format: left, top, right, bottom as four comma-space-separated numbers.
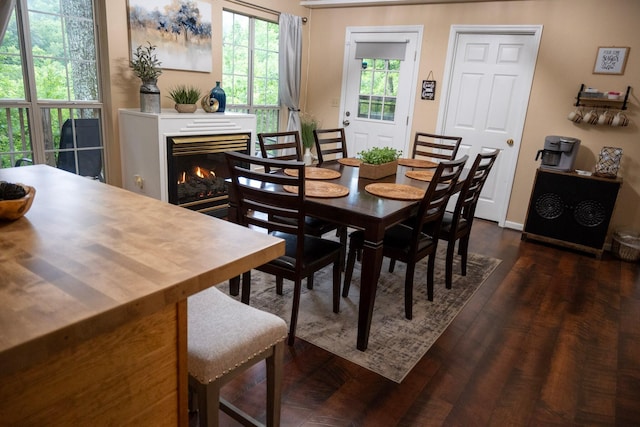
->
313, 127, 348, 165
258, 130, 303, 173
342, 155, 468, 319
225, 151, 343, 345
258, 130, 348, 280
434, 149, 499, 289
412, 132, 462, 163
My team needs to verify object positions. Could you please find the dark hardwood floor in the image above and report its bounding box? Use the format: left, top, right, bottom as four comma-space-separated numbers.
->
213, 219, 640, 426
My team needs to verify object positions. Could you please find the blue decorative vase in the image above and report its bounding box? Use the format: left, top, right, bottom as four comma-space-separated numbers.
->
210, 81, 226, 113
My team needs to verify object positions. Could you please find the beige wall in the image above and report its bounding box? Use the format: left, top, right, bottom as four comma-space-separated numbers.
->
103, 0, 639, 235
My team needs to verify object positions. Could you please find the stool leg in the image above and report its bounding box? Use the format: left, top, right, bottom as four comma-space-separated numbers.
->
266, 341, 284, 427
189, 376, 221, 427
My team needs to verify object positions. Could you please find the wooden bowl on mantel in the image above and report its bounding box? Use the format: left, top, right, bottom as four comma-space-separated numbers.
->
0, 184, 36, 221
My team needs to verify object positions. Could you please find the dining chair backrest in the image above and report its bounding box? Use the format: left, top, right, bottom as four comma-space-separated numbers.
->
414, 155, 468, 237
313, 127, 348, 165
452, 149, 499, 227
412, 132, 462, 163
258, 130, 303, 173
226, 150, 305, 240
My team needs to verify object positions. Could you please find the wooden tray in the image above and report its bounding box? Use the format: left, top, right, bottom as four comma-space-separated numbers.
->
337, 158, 362, 167
364, 183, 425, 201
284, 181, 349, 198
284, 167, 341, 180
397, 158, 438, 168
406, 170, 435, 182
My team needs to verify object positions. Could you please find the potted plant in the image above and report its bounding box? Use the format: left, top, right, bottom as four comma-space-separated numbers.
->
357, 146, 402, 179
130, 42, 163, 113
300, 113, 318, 165
167, 85, 202, 113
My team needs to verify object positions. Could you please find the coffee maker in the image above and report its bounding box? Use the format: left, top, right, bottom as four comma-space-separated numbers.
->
535, 135, 581, 172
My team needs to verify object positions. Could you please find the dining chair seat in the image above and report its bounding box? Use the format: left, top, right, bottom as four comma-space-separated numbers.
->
342, 156, 468, 319
188, 286, 287, 427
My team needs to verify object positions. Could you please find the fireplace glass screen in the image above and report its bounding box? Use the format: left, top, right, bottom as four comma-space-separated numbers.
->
167, 133, 251, 217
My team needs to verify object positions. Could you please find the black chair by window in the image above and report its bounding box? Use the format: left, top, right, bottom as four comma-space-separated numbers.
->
225, 151, 343, 346
14, 118, 103, 181
313, 127, 348, 165
258, 130, 347, 281
342, 155, 468, 319
412, 132, 462, 163
57, 118, 103, 179
431, 149, 499, 289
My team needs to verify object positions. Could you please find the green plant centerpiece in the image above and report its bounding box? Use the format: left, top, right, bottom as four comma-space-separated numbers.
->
130, 42, 163, 113
167, 85, 202, 113
357, 146, 402, 179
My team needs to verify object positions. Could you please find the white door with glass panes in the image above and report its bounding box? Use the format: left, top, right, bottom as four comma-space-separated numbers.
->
340, 26, 422, 157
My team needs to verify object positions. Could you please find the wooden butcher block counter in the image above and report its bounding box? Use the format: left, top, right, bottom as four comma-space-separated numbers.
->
0, 165, 284, 426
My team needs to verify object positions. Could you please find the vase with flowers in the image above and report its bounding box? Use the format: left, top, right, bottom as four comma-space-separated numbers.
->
300, 113, 318, 165
130, 42, 163, 113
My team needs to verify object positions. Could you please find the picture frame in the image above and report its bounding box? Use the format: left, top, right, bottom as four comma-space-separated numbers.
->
421, 80, 436, 100
593, 46, 629, 75
127, 0, 212, 73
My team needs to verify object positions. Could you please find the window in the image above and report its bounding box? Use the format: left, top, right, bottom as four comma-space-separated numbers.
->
222, 10, 279, 153
0, 0, 105, 180
358, 58, 399, 122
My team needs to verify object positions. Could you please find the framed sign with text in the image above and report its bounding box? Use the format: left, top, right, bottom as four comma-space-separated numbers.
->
421, 80, 436, 100
593, 46, 629, 75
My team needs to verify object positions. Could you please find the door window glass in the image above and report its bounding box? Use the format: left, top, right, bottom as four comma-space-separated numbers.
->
357, 58, 399, 121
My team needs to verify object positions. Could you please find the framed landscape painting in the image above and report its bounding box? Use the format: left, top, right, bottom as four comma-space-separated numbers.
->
127, 0, 212, 72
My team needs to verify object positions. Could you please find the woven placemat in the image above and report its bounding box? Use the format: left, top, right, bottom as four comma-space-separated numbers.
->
284, 167, 341, 180
337, 158, 362, 167
397, 158, 438, 168
365, 183, 425, 201
284, 181, 349, 198
406, 170, 435, 182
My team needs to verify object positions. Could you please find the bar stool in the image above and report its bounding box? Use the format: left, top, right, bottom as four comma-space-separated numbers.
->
188, 286, 288, 427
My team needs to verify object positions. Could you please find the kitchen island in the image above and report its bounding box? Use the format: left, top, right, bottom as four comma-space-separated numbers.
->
0, 165, 284, 426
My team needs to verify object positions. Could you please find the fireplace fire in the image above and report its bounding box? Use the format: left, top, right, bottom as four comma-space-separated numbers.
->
167, 133, 251, 217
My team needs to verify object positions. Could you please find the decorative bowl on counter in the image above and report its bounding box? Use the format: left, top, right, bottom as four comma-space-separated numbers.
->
0, 183, 36, 221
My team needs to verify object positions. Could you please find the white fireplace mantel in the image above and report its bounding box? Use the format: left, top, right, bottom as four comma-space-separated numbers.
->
119, 109, 256, 202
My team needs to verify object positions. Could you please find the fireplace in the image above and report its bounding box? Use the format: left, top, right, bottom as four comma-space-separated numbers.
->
167, 133, 250, 217
119, 109, 257, 216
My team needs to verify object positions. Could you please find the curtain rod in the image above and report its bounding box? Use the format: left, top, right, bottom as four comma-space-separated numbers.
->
226, 0, 308, 23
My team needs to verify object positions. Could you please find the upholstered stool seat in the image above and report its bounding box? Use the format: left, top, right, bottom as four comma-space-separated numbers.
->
188, 286, 287, 427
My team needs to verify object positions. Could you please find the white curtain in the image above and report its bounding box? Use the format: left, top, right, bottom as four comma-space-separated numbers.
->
278, 13, 302, 135
0, 0, 15, 46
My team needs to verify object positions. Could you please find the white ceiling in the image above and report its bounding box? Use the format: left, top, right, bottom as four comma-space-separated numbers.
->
300, 0, 516, 7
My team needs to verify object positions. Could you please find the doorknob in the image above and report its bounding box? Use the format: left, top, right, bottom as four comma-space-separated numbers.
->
507, 138, 514, 146
343, 120, 350, 126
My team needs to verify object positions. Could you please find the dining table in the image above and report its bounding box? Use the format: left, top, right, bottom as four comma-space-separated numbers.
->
0, 165, 284, 426
303, 161, 447, 351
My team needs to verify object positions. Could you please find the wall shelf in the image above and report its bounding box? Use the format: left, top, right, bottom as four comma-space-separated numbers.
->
575, 84, 631, 110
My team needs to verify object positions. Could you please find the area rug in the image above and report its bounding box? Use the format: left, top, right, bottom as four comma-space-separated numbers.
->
217, 248, 501, 383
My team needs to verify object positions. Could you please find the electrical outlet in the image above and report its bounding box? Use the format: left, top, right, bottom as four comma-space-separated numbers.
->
134, 175, 144, 189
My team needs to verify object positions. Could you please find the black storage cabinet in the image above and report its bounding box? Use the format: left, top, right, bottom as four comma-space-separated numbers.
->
522, 168, 622, 258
